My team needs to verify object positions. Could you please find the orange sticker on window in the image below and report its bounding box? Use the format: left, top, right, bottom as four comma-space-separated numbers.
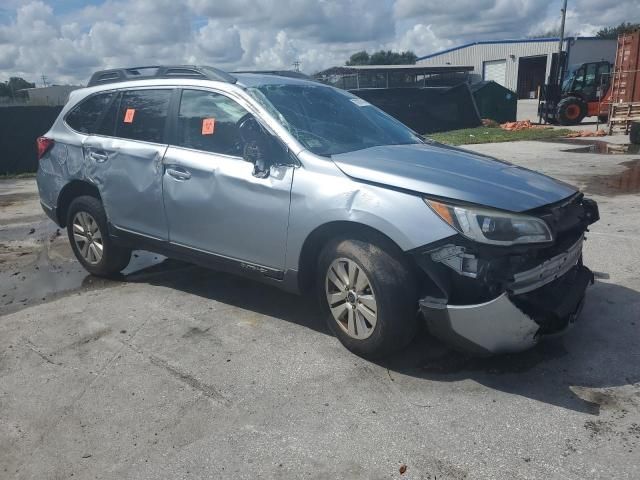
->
201, 118, 215, 135
124, 108, 135, 123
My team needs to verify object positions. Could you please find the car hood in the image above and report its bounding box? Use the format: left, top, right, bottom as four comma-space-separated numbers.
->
331, 143, 577, 212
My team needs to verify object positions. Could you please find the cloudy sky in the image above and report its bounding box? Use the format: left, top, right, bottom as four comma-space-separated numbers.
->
0, 0, 636, 85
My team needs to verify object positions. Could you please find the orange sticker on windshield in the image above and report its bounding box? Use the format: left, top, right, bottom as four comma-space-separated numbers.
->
202, 118, 215, 135
124, 108, 135, 123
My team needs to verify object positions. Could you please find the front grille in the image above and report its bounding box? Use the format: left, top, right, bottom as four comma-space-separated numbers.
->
508, 235, 583, 295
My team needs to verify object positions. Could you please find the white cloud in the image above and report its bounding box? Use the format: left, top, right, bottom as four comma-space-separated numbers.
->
0, 0, 637, 84
194, 21, 245, 64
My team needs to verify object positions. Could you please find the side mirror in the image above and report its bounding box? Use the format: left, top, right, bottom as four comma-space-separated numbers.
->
238, 115, 270, 178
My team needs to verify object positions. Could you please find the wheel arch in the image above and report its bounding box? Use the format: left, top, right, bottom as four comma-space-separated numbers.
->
56, 180, 102, 227
295, 221, 410, 294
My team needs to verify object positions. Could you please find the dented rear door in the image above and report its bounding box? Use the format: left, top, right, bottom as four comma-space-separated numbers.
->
83, 88, 172, 240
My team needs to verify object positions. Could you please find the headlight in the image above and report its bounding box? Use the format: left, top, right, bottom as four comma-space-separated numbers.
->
425, 199, 553, 246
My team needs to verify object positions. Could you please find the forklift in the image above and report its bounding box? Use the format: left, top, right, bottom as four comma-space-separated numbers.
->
538, 56, 612, 126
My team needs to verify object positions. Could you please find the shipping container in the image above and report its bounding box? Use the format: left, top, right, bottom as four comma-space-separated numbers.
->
609, 31, 640, 135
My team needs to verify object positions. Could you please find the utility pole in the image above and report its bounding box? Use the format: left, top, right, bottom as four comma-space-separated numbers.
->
41, 74, 48, 88
292, 61, 300, 72
557, 0, 568, 84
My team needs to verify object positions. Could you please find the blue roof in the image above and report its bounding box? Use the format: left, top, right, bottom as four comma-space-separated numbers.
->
417, 36, 603, 61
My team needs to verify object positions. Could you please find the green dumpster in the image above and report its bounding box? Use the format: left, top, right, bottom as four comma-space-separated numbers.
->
470, 81, 517, 123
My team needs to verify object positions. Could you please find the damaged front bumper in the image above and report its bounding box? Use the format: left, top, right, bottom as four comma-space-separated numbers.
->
415, 194, 599, 355
420, 263, 593, 355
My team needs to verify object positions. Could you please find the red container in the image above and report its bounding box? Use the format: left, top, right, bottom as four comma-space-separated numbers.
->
611, 31, 640, 104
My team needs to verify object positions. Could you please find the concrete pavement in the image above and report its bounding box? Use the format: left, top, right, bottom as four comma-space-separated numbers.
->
1, 137, 639, 479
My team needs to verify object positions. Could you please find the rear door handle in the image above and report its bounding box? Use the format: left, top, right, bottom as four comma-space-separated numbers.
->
166, 167, 191, 181
88, 150, 108, 163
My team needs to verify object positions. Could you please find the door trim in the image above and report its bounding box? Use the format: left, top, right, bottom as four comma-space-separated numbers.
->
109, 223, 284, 281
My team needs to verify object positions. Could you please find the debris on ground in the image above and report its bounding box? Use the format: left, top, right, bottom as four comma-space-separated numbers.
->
500, 120, 548, 131
565, 129, 607, 138
481, 118, 500, 127
399, 464, 407, 475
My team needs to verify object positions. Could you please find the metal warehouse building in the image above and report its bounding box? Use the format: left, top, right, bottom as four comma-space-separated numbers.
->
417, 37, 617, 98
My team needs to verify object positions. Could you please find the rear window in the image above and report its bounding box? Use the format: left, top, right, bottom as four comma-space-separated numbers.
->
65, 92, 116, 134
115, 89, 172, 143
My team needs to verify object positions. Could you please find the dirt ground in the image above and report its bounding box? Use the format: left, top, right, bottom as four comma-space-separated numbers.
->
1, 137, 639, 479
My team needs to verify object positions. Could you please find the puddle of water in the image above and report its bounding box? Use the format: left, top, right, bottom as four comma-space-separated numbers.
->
0, 191, 39, 208
550, 139, 640, 155
580, 159, 640, 195
0, 248, 187, 316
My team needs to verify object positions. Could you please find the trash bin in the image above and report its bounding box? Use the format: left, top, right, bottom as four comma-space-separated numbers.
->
470, 81, 517, 123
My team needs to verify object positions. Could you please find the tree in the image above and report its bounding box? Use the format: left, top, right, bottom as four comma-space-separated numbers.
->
0, 77, 35, 98
596, 22, 640, 39
346, 50, 417, 66
528, 27, 563, 39
346, 51, 370, 66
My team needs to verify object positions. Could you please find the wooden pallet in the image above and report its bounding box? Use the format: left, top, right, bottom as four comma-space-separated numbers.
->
609, 102, 640, 135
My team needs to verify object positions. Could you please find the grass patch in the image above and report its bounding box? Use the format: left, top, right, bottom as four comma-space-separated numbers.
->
428, 126, 574, 146
0, 172, 36, 179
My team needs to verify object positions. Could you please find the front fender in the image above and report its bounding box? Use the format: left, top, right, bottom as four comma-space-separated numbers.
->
285, 152, 456, 272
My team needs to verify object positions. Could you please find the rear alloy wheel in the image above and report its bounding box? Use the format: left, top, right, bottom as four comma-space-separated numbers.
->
317, 237, 419, 358
557, 97, 586, 125
67, 195, 131, 277
72, 211, 104, 265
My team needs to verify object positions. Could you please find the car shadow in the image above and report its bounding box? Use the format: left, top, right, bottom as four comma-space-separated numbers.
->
377, 280, 640, 414
126, 260, 639, 414
125, 258, 330, 335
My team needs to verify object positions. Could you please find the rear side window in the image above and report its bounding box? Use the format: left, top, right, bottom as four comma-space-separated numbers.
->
115, 89, 171, 143
66, 92, 116, 134
94, 92, 121, 136
176, 89, 249, 156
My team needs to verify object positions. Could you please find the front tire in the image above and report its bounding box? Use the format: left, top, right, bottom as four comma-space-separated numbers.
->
317, 237, 419, 359
557, 97, 586, 125
66, 195, 131, 277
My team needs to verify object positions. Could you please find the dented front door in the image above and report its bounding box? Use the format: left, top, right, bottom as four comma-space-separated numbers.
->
162, 147, 294, 270
161, 88, 293, 271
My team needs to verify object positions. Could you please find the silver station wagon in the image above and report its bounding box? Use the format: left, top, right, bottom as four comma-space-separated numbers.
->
36, 65, 600, 358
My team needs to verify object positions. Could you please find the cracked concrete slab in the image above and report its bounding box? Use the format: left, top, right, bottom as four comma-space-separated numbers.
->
1, 138, 640, 479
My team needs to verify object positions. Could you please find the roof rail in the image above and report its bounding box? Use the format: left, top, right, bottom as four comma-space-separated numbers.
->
87, 65, 237, 87
232, 70, 314, 81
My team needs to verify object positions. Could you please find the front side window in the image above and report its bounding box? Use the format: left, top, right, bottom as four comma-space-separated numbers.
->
176, 89, 249, 156
115, 89, 171, 143
247, 84, 422, 156
66, 92, 116, 134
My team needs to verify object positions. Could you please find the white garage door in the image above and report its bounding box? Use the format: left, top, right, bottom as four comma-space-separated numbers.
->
483, 59, 507, 86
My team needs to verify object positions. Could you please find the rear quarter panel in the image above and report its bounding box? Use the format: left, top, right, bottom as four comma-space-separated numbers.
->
36, 89, 95, 213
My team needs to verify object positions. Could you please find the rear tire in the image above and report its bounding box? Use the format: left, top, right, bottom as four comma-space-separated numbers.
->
557, 97, 586, 125
317, 236, 419, 359
66, 195, 131, 277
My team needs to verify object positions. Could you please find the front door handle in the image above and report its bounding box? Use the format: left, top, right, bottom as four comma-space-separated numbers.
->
166, 167, 191, 181
88, 150, 108, 163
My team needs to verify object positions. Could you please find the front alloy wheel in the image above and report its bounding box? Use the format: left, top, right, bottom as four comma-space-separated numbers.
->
317, 237, 419, 358
325, 258, 378, 339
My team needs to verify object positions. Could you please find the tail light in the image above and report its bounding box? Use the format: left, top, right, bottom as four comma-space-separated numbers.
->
37, 136, 54, 160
